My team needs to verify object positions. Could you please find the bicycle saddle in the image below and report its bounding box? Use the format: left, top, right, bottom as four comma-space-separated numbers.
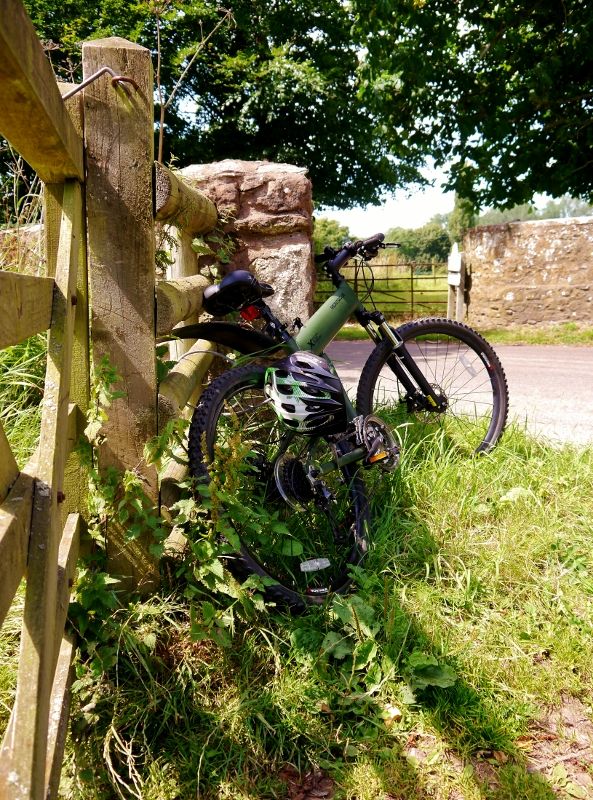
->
202, 270, 274, 315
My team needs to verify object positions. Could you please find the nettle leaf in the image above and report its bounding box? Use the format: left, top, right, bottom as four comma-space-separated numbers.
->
201, 601, 217, 625
211, 627, 232, 648
353, 639, 378, 671
405, 651, 457, 689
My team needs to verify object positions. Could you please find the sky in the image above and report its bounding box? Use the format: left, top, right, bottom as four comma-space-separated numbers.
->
320, 166, 455, 237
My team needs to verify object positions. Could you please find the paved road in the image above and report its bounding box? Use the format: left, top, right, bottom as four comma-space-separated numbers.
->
327, 341, 593, 446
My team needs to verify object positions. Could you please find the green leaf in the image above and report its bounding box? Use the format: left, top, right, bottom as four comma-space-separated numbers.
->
565, 783, 588, 799
405, 651, 457, 689
196, 602, 215, 625
499, 486, 532, 503
280, 540, 303, 556
321, 631, 353, 660
353, 639, 378, 671
331, 595, 378, 638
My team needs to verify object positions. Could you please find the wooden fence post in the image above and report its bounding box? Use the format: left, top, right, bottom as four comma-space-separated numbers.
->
0, 179, 82, 799
82, 38, 159, 590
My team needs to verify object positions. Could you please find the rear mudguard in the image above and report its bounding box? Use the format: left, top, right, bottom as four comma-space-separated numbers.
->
161, 321, 280, 355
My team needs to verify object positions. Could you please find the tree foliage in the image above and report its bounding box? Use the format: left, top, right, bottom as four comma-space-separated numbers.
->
448, 193, 477, 244
312, 217, 351, 253
355, 0, 593, 209
478, 195, 593, 225
385, 223, 451, 263
17, 0, 593, 211
23, 0, 425, 208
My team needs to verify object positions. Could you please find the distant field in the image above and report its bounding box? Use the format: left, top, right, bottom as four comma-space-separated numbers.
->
315, 261, 448, 319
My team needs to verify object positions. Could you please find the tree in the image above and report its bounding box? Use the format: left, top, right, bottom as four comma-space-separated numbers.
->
354, 0, 593, 209
448, 193, 477, 243
22, 0, 426, 208
385, 224, 451, 262
537, 196, 593, 219
476, 195, 593, 224
312, 217, 351, 253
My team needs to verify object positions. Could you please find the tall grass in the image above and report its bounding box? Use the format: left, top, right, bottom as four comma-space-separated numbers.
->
0, 334, 46, 465
58, 425, 593, 799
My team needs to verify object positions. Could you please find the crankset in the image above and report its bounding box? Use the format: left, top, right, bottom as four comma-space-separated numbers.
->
354, 414, 400, 471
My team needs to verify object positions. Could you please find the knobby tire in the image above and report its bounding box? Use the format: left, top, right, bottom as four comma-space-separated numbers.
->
357, 318, 509, 453
188, 365, 369, 612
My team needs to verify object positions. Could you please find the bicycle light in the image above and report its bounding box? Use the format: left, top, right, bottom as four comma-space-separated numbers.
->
240, 304, 262, 321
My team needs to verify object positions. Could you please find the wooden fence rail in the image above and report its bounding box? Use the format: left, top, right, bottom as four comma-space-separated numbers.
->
0, 0, 218, 795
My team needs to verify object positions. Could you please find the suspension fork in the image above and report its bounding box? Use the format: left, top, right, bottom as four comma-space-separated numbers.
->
375, 321, 447, 411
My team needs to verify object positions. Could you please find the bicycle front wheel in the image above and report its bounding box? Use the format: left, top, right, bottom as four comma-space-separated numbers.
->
188, 365, 369, 611
357, 318, 508, 453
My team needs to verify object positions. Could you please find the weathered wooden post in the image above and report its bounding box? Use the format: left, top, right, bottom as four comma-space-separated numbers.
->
83, 38, 160, 589
155, 162, 218, 358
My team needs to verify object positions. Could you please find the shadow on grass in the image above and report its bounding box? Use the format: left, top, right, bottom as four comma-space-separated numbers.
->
66, 431, 569, 799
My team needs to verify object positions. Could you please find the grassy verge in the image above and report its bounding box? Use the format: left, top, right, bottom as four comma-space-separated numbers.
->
48, 425, 593, 799
336, 320, 593, 346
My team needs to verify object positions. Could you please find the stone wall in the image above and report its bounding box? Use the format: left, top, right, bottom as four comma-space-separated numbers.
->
180, 159, 314, 323
464, 217, 593, 328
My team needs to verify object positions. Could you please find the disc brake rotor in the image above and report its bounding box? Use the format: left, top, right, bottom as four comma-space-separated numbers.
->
273, 452, 314, 510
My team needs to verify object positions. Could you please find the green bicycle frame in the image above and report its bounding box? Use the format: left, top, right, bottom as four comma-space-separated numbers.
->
285, 280, 364, 427
293, 280, 362, 355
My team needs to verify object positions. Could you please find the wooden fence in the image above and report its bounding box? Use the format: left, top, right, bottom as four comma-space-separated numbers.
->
0, 0, 218, 795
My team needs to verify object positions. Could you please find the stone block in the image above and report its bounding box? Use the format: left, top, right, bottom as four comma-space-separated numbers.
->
180, 160, 315, 324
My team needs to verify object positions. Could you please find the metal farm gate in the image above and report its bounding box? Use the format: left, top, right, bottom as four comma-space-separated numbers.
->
314, 260, 449, 320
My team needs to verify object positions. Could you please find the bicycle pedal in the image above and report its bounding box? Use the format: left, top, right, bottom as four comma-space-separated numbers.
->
368, 449, 389, 464
361, 414, 400, 472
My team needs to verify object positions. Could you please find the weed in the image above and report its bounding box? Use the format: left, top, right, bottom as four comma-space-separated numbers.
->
3, 336, 592, 798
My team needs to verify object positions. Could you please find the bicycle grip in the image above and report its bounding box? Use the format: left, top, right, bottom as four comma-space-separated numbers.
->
362, 233, 385, 251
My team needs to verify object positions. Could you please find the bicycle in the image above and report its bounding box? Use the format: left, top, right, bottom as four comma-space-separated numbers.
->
168, 233, 508, 611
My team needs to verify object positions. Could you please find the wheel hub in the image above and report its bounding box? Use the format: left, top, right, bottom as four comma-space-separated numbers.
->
274, 453, 314, 509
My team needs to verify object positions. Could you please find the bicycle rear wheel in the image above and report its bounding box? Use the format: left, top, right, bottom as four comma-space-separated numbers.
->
357, 318, 508, 453
188, 365, 369, 611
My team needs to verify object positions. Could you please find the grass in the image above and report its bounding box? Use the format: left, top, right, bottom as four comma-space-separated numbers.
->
336, 320, 593, 345
52, 424, 593, 799
0, 333, 45, 465
2, 331, 593, 798
480, 321, 593, 346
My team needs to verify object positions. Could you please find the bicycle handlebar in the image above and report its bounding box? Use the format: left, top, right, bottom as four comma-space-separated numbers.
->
314, 232, 387, 271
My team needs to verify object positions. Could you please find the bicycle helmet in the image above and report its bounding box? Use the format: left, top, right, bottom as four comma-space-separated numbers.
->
264, 352, 348, 435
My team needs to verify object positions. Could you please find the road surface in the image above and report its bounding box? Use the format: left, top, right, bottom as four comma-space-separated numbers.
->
326, 341, 593, 447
